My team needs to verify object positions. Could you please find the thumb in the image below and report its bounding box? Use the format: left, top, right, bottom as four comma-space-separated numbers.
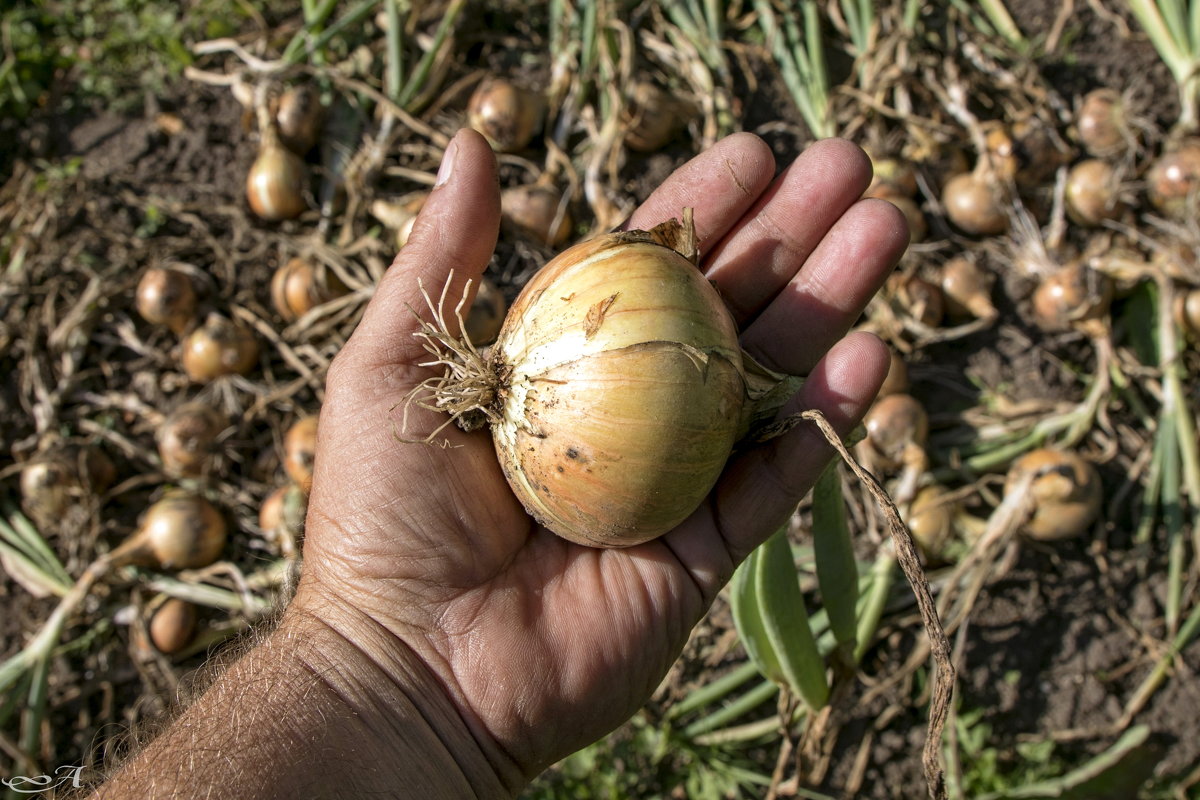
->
345, 128, 501, 374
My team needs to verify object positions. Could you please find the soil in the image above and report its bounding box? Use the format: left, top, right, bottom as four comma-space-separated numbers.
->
2, 1, 1200, 798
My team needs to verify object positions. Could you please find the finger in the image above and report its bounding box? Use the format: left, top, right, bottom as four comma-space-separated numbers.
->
623, 133, 775, 254
661, 331, 889, 593
343, 128, 500, 373
740, 198, 909, 375
703, 138, 873, 325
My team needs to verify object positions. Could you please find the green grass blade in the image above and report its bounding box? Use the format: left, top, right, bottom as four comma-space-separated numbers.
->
397, 0, 466, 110
811, 462, 859, 664
384, 0, 404, 102
1, 504, 70, 586
667, 660, 760, 720
855, 550, 896, 663
681, 679, 780, 738
754, 529, 829, 709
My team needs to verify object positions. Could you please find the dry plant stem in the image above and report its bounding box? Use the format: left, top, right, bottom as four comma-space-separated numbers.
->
774, 410, 953, 800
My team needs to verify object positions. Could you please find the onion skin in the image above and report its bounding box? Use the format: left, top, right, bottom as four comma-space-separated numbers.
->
1006, 449, 1101, 541
129, 492, 227, 569
181, 313, 260, 382
136, 267, 197, 334
158, 402, 226, 477
247, 142, 307, 221
942, 172, 1008, 236
284, 417, 318, 493
491, 229, 744, 547
148, 598, 198, 655
467, 78, 544, 153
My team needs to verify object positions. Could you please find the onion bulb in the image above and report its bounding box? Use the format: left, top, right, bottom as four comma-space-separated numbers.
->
1005, 448, 1101, 541
863, 393, 928, 472
1175, 288, 1200, 339
622, 81, 690, 152
247, 125, 307, 221
891, 274, 943, 328
271, 257, 348, 322
136, 267, 197, 334
877, 350, 909, 399
1147, 141, 1200, 216
1065, 159, 1125, 226
465, 277, 507, 346
181, 313, 259, 382
276, 83, 323, 155
113, 492, 227, 570
20, 445, 116, 524
148, 597, 198, 655
284, 416, 318, 493
941, 172, 1008, 236
158, 402, 226, 477
501, 182, 573, 246
865, 155, 918, 200
411, 212, 746, 547
887, 195, 928, 244
467, 78, 544, 153
1031, 262, 1112, 335
908, 485, 956, 563
1075, 89, 1129, 157
939, 257, 996, 320
372, 194, 426, 249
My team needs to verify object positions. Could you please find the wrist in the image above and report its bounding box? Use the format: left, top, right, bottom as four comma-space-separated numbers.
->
283, 583, 525, 798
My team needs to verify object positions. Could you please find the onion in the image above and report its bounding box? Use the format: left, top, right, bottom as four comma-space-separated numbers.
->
247, 124, 307, 221
181, 313, 259, 382
1065, 159, 1124, 226
20, 445, 116, 524
276, 83, 324, 155
1031, 262, 1112, 334
466, 78, 544, 153
864, 393, 928, 473
865, 155, 918, 200
136, 267, 197, 334
891, 274, 944, 328
465, 277, 507, 346
908, 485, 956, 563
271, 257, 348, 322
148, 597, 198, 655
1175, 288, 1200, 339
259, 484, 307, 558
939, 256, 996, 320
372, 194, 426, 249
112, 492, 227, 570
1005, 448, 1101, 541
501, 182, 573, 247
1147, 141, 1200, 216
622, 81, 690, 152
941, 172, 1008, 236
1075, 89, 1128, 157
158, 402, 226, 477
284, 417, 318, 493
877, 350, 910, 399
410, 212, 746, 547
887, 195, 928, 244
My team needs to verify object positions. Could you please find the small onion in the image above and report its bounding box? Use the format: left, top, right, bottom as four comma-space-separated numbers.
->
1005, 448, 1101, 541
622, 81, 690, 152
941, 172, 1008, 236
20, 445, 116, 524
1146, 140, 1200, 216
939, 257, 996, 320
181, 313, 259, 382
271, 257, 348, 322
276, 83, 324, 155
148, 598, 198, 655
114, 492, 227, 570
892, 275, 943, 328
1065, 159, 1124, 227
887, 195, 928, 244
465, 277, 507, 346
501, 182, 573, 246
865, 155, 919, 200
417, 214, 744, 547
1031, 262, 1112, 334
877, 350, 910, 399
1175, 288, 1200, 339
908, 485, 957, 563
136, 267, 197, 334
158, 402, 226, 477
372, 194, 426, 249
1075, 89, 1128, 158
864, 393, 928, 472
247, 129, 307, 221
284, 416, 318, 493
466, 78, 544, 153
259, 484, 307, 558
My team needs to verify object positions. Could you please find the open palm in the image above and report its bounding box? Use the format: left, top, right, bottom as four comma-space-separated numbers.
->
294, 129, 908, 785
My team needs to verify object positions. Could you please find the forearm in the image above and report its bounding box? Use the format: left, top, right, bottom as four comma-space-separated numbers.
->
93, 606, 514, 800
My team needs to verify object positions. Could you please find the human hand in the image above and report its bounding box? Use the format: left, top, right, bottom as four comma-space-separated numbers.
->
291, 128, 909, 794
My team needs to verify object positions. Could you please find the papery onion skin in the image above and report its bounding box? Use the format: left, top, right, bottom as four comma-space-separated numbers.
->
491, 232, 744, 547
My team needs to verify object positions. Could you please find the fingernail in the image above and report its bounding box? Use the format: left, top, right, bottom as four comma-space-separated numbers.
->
434, 133, 459, 189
